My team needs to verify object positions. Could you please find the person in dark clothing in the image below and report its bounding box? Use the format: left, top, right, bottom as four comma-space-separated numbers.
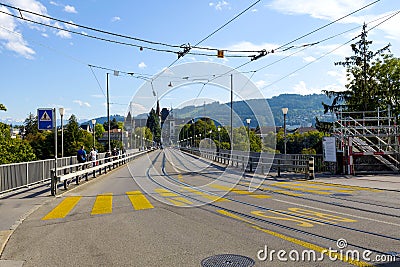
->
77, 146, 87, 163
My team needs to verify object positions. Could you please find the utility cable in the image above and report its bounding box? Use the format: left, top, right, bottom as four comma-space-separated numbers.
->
0, 2, 264, 54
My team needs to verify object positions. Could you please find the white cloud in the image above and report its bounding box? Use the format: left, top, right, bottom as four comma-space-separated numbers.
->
56, 30, 71, 38
209, 1, 230, 11
268, 0, 368, 21
0, 6, 35, 59
303, 56, 316, 63
111, 16, 121, 22
49, 1, 60, 6
293, 81, 322, 95
138, 62, 147, 69
254, 80, 267, 88
73, 100, 91, 107
64, 5, 77, 13
41, 33, 48, 38
129, 103, 147, 116
65, 21, 79, 30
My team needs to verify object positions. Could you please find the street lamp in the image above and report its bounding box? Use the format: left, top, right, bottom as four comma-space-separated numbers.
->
209, 130, 212, 148
282, 107, 288, 154
218, 126, 221, 148
246, 118, 251, 149
92, 119, 96, 149
59, 107, 65, 158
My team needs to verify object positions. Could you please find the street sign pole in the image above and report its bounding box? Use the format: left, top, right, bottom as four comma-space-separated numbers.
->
52, 108, 57, 196
38, 108, 57, 195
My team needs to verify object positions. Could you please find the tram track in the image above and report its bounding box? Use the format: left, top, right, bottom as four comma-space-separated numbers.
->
142, 149, 400, 265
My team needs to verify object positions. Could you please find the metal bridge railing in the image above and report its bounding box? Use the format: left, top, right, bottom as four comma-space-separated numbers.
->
0, 150, 138, 195
180, 148, 328, 178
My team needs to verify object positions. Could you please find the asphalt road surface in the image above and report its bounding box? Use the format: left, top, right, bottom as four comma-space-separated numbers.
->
1, 148, 399, 266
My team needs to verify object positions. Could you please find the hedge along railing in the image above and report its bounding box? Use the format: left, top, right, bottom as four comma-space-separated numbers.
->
50, 149, 153, 195
180, 148, 330, 178
0, 150, 139, 195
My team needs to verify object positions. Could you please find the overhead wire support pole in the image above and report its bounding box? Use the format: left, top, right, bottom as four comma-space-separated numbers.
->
230, 74, 233, 152
107, 73, 111, 153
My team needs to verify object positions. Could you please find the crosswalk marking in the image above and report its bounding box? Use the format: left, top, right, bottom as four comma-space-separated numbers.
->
42, 196, 82, 220
126, 191, 154, 210
91, 193, 113, 215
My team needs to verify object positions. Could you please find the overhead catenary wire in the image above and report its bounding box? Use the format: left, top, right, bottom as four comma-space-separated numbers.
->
260, 9, 400, 91
0, 2, 264, 55
192, 0, 386, 101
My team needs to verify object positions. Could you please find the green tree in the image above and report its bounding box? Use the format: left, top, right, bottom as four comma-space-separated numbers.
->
0, 122, 36, 164
372, 54, 400, 116
146, 108, 161, 143
24, 113, 38, 136
323, 23, 391, 113
0, 103, 6, 111
103, 118, 119, 131
64, 114, 83, 156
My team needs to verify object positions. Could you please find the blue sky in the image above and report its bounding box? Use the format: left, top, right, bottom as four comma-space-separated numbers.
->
0, 0, 399, 124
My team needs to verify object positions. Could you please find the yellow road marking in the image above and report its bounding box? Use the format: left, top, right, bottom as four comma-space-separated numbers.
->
277, 182, 355, 193
217, 210, 373, 267
91, 193, 112, 215
126, 191, 154, 210
240, 182, 303, 197
305, 181, 381, 192
210, 184, 271, 199
155, 188, 178, 197
155, 188, 193, 206
42, 196, 82, 220
251, 194, 272, 199
271, 183, 331, 195
182, 187, 229, 202
178, 174, 183, 181
287, 208, 357, 223
271, 189, 303, 197
252, 210, 322, 227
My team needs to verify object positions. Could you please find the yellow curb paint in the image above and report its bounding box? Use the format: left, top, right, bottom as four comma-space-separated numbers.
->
42, 196, 82, 220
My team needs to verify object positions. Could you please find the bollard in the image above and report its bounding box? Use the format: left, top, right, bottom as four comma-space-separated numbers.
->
308, 157, 315, 180
277, 159, 281, 177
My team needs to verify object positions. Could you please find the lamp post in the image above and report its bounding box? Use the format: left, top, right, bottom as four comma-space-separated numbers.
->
218, 127, 221, 148
282, 107, 288, 154
246, 118, 251, 149
59, 107, 65, 158
92, 119, 96, 148
209, 130, 212, 148
134, 134, 137, 149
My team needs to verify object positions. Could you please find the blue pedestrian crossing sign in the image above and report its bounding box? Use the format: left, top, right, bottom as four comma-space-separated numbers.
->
38, 108, 54, 130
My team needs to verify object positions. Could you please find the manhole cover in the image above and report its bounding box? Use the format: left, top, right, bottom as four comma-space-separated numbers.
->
201, 254, 255, 267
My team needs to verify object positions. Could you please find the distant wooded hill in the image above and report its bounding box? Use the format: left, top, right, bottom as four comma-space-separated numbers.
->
171, 94, 335, 127
88, 94, 335, 128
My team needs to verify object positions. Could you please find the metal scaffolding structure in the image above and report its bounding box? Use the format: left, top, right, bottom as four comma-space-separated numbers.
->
333, 107, 399, 174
